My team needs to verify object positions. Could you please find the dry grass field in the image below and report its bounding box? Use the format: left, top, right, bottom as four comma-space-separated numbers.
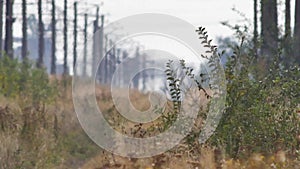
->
0, 80, 299, 169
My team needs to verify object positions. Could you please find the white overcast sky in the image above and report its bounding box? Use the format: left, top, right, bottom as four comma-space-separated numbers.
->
96, 0, 254, 39
11, 0, 295, 66
14, 0, 294, 40
89, 0, 294, 39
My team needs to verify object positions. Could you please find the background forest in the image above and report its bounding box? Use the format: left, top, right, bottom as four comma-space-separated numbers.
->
0, 0, 300, 169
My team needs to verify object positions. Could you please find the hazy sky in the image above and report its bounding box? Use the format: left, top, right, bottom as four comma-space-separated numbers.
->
14, 0, 295, 39
14, 0, 254, 39
11, 0, 295, 67
96, 0, 254, 39
93, 0, 294, 39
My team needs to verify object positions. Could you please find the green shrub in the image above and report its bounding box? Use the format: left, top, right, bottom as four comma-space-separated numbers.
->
164, 27, 300, 159
0, 55, 57, 108
208, 31, 300, 158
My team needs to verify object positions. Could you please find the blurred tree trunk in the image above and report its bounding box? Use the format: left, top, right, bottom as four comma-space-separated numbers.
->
92, 6, 99, 76
285, 0, 291, 39
104, 35, 108, 84
282, 0, 293, 65
4, 0, 14, 59
99, 15, 104, 82
253, 0, 258, 58
63, 0, 68, 75
133, 47, 140, 89
294, 0, 300, 64
22, 0, 28, 61
73, 2, 77, 73
110, 48, 116, 85
51, 0, 56, 74
37, 0, 44, 68
0, 0, 3, 58
260, 0, 278, 59
83, 14, 88, 76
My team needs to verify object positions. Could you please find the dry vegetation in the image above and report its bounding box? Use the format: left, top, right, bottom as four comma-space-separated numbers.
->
84, 86, 300, 169
82, 148, 300, 169
0, 76, 299, 169
0, 25, 299, 168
